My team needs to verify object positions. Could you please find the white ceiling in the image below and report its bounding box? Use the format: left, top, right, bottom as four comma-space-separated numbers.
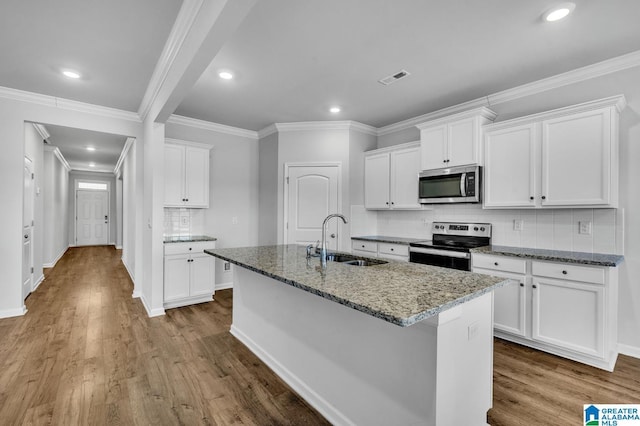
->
175, 0, 640, 130
44, 125, 127, 173
0, 0, 182, 111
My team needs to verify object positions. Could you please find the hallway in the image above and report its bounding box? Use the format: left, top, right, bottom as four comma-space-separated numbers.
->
0, 246, 327, 425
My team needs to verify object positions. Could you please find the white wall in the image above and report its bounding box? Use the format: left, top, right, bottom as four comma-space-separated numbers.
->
165, 121, 260, 288
121, 140, 136, 285
43, 147, 70, 267
68, 171, 117, 246
258, 132, 279, 245
373, 65, 640, 352
23, 123, 44, 289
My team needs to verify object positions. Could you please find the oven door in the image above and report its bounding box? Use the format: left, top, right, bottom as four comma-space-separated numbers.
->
418, 165, 480, 204
409, 247, 471, 271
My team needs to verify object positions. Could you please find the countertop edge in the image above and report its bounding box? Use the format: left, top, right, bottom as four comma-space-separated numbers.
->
470, 246, 624, 267
164, 236, 218, 244
351, 236, 422, 245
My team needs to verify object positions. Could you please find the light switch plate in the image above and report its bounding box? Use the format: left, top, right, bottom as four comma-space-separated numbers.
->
579, 221, 592, 235
513, 219, 524, 231
180, 216, 189, 226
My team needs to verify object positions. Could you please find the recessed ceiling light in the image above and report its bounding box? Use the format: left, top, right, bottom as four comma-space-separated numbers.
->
62, 70, 81, 79
543, 2, 575, 22
329, 106, 341, 114
219, 71, 234, 80
89, 163, 96, 167
86, 146, 96, 151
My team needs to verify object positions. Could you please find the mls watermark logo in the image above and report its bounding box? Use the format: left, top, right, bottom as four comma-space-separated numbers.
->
584, 404, 640, 425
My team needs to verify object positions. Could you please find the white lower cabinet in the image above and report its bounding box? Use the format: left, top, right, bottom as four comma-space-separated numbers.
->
164, 241, 216, 309
351, 240, 409, 262
472, 253, 618, 371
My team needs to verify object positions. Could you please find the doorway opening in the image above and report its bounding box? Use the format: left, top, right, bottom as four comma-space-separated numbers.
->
74, 179, 111, 246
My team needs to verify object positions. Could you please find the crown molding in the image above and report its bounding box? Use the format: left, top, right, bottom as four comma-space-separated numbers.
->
165, 137, 213, 150
32, 123, 50, 141
379, 49, 640, 136
138, 0, 204, 122
43, 145, 71, 171
348, 121, 378, 136
484, 94, 627, 131
0, 85, 140, 122
415, 106, 497, 130
263, 120, 378, 135
167, 114, 259, 139
114, 137, 135, 176
258, 124, 278, 139
69, 168, 115, 176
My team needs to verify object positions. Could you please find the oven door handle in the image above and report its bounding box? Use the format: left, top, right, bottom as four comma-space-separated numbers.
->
460, 172, 467, 197
410, 247, 470, 259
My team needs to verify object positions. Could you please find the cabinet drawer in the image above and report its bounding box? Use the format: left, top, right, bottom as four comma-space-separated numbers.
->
352, 240, 377, 253
532, 261, 605, 285
378, 243, 408, 257
164, 241, 216, 256
472, 254, 526, 274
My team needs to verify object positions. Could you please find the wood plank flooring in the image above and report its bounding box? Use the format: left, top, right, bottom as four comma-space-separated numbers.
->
0, 246, 638, 425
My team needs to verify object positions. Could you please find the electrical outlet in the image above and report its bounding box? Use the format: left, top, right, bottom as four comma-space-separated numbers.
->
224, 262, 231, 271
468, 322, 479, 341
579, 221, 592, 235
422, 218, 430, 226
180, 216, 189, 226
232, 216, 238, 225
513, 219, 524, 231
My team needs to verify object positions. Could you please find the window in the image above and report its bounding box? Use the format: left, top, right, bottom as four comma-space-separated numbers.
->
78, 182, 108, 190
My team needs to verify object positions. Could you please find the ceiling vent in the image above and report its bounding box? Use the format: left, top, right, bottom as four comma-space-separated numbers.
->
378, 69, 411, 86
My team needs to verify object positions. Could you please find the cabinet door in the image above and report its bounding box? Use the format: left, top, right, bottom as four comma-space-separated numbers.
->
448, 117, 476, 167
184, 146, 210, 208
484, 124, 538, 208
164, 255, 190, 301
364, 152, 391, 209
491, 272, 527, 337
389, 146, 420, 209
189, 254, 214, 297
532, 277, 604, 358
541, 108, 612, 206
420, 125, 447, 170
164, 144, 185, 206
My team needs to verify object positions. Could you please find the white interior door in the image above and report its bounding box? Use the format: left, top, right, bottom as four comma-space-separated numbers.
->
23, 157, 34, 300
286, 165, 340, 249
76, 190, 109, 246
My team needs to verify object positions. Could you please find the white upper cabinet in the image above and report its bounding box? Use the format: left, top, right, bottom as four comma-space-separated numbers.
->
364, 142, 420, 210
164, 139, 212, 208
416, 107, 496, 171
484, 96, 625, 209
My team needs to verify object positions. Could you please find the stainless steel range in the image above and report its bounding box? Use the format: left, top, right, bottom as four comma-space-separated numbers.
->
409, 222, 492, 271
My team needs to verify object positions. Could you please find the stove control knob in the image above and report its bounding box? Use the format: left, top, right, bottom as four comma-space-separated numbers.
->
474, 227, 479, 231
480, 227, 485, 232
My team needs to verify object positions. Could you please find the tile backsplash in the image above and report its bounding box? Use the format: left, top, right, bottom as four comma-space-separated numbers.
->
163, 208, 206, 236
353, 204, 623, 255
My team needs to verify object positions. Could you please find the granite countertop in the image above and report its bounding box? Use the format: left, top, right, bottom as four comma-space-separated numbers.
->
164, 235, 218, 244
351, 235, 424, 245
471, 245, 624, 267
205, 245, 509, 327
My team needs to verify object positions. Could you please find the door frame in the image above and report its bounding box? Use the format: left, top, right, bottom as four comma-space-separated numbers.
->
283, 162, 343, 249
74, 178, 111, 246
23, 156, 35, 299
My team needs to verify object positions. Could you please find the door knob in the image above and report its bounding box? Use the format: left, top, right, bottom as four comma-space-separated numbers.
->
24, 234, 28, 239
330, 233, 336, 238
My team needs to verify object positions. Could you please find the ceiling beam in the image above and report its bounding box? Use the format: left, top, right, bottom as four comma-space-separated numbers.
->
138, 0, 257, 124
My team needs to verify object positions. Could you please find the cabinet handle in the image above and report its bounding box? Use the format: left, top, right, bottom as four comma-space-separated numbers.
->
541, 196, 546, 200
562, 270, 567, 275
532, 284, 537, 289
391, 202, 395, 205
390, 248, 394, 251
520, 283, 524, 287
361, 245, 365, 248
530, 196, 534, 200
494, 262, 499, 266
385, 202, 389, 205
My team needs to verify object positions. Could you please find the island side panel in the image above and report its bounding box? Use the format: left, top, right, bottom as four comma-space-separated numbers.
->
229, 266, 494, 426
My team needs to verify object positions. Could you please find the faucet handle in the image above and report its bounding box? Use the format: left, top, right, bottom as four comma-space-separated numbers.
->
315, 240, 321, 253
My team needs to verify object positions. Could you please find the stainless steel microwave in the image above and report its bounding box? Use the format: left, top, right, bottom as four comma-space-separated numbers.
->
418, 164, 481, 204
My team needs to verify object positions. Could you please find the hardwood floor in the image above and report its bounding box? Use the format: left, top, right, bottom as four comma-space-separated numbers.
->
0, 246, 638, 425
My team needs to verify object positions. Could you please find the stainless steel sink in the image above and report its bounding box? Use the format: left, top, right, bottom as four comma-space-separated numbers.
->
325, 253, 388, 266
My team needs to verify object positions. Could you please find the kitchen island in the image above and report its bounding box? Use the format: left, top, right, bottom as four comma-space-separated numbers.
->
205, 245, 509, 426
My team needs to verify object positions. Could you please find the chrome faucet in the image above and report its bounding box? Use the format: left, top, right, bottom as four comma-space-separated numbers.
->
320, 213, 348, 268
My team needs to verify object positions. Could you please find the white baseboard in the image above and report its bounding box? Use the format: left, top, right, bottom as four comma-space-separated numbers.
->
116, 245, 123, 250
32, 274, 45, 291
132, 290, 142, 298
230, 325, 351, 426
140, 294, 165, 317
618, 343, 640, 360
121, 257, 135, 283
0, 305, 27, 319
43, 246, 69, 268
215, 281, 233, 291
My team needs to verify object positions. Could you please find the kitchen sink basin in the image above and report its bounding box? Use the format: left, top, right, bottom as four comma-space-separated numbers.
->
325, 253, 388, 266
